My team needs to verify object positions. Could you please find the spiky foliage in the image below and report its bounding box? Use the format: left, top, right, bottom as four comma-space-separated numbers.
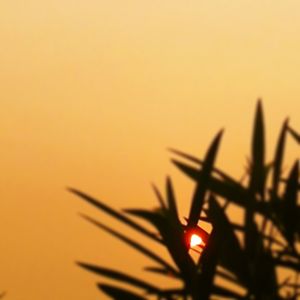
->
70, 101, 300, 299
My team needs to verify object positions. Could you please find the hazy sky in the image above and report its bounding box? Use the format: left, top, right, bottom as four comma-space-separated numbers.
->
0, 1, 300, 299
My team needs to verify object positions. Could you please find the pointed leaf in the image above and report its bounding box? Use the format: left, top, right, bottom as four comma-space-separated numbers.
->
151, 183, 166, 210
272, 119, 289, 196
124, 209, 198, 295
197, 228, 219, 299
80, 213, 179, 276
288, 126, 300, 144
166, 177, 179, 220
249, 100, 265, 197
98, 284, 147, 300
212, 285, 244, 299
169, 147, 238, 185
187, 130, 223, 228
172, 160, 252, 208
144, 266, 178, 279
78, 262, 160, 293
282, 160, 299, 244
68, 188, 161, 243
206, 196, 250, 285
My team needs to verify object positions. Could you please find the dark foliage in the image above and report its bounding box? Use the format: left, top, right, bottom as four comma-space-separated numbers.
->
70, 101, 300, 299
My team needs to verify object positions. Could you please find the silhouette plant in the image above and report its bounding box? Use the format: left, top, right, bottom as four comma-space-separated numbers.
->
70, 101, 300, 299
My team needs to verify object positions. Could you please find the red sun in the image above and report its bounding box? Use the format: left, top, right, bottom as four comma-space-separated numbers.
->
190, 234, 203, 248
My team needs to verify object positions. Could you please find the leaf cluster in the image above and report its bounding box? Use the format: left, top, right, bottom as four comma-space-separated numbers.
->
70, 101, 300, 299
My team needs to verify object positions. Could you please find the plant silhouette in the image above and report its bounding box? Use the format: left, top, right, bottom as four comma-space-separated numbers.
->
70, 101, 300, 299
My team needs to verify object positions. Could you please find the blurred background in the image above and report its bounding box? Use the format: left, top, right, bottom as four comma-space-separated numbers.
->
0, 1, 300, 299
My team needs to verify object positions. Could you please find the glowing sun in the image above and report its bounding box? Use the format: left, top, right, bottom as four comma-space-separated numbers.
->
190, 234, 203, 248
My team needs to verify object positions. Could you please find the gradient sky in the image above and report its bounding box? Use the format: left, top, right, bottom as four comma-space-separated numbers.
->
1, 1, 300, 299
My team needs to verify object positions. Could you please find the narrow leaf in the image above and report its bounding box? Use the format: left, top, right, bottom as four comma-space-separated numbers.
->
272, 119, 289, 196
151, 183, 166, 210
198, 228, 219, 299
68, 188, 161, 243
144, 266, 179, 279
78, 262, 160, 293
169, 147, 238, 185
282, 160, 299, 244
288, 126, 300, 144
206, 196, 250, 285
80, 213, 179, 276
249, 100, 265, 197
187, 130, 223, 228
124, 209, 198, 295
166, 177, 179, 220
98, 283, 147, 300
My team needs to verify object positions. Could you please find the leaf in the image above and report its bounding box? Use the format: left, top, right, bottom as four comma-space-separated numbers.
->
288, 126, 300, 144
249, 100, 265, 197
231, 221, 285, 248
187, 130, 223, 228
98, 284, 147, 300
274, 258, 300, 272
124, 209, 198, 296
206, 195, 249, 286
68, 188, 161, 243
211, 285, 244, 299
144, 266, 179, 279
151, 183, 166, 210
272, 119, 289, 196
197, 228, 219, 299
282, 160, 299, 244
78, 262, 160, 293
252, 251, 279, 298
169, 147, 238, 185
217, 269, 239, 284
172, 160, 251, 209
244, 101, 266, 263
80, 213, 179, 276
172, 159, 277, 228
166, 177, 179, 220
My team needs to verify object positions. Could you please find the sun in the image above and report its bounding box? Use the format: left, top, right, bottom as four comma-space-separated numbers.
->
190, 234, 203, 248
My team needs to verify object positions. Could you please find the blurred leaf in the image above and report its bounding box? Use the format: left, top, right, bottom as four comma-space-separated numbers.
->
282, 160, 299, 245
273, 258, 300, 272
172, 160, 251, 208
144, 266, 176, 278
217, 269, 239, 284
187, 130, 223, 228
98, 283, 147, 300
244, 101, 266, 265
124, 208, 199, 297
166, 177, 179, 221
68, 188, 161, 243
78, 262, 160, 293
212, 285, 244, 299
249, 100, 265, 197
272, 119, 289, 196
245, 209, 261, 261
197, 228, 219, 299
72, 101, 300, 300
80, 213, 179, 276
206, 195, 250, 286
169, 147, 238, 185
151, 183, 166, 210
288, 126, 300, 144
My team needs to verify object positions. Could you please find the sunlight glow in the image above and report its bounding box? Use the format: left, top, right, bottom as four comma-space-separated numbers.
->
190, 234, 203, 248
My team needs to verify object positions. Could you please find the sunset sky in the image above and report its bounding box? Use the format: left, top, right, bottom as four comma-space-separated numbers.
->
1, 1, 300, 299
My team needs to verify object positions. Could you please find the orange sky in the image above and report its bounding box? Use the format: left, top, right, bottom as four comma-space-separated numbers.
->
0, 1, 300, 299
